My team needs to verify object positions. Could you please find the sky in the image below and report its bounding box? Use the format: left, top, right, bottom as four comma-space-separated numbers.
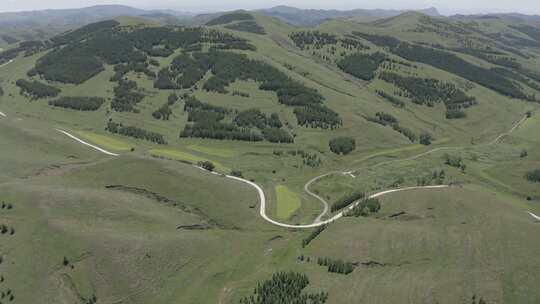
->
0, 0, 539, 15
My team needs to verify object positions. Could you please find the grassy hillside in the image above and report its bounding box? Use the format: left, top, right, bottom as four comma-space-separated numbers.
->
1, 10, 540, 303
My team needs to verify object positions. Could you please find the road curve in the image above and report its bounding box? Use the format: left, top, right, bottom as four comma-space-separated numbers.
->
303, 111, 535, 221
227, 173, 448, 229
54, 129, 451, 229
304, 172, 335, 223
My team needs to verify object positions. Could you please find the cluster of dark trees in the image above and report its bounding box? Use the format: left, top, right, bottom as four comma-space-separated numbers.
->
525, 169, 540, 182
152, 104, 173, 120
239, 272, 328, 304
155, 53, 206, 89
417, 169, 446, 186
355, 31, 529, 99
337, 52, 386, 80
331, 191, 364, 212
111, 79, 145, 112
0, 202, 13, 210
353, 32, 401, 48
289, 31, 338, 49
494, 67, 540, 94
339, 37, 370, 50
106, 120, 167, 144
317, 257, 355, 275
300, 151, 322, 168
365, 112, 417, 142
152, 93, 179, 120
34, 20, 255, 84
48, 96, 105, 111
206, 12, 254, 26
444, 154, 466, 171
379, 72, 476, 119
289, 31, 370, 52
329, 137, 356, 155
301, 225, 327, 248
0, 287, 14, 302
34, 43, 107, 84
180, 97, 264, 142
345, 198, 381, 217
392, 43, 525, 99
1, 40, 48, 65
155, 49, 340, 129
16, 79, 60, 99
272, 149, 322, 168
0, 224, 14, 235
234, 108, 281, 129
376, 90, 405, 108
262, 128, 294, 143
294, 105, 342, 129
419, 133, 433, 145
233, 109, 293, 142
1, 35, 19, 45
225, 21, 266, 35
509, 25, 540, 43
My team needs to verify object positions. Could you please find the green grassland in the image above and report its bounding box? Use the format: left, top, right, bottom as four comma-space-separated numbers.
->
275, 185, 302, 219
1, 10, 540, 304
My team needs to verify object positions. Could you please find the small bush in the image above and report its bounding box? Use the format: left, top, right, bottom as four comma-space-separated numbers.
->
419, 133, 433, 145
198, 161, 215, 172
331, 191, 364, 212
230, 170, 243, 177
525, 169, 540, 183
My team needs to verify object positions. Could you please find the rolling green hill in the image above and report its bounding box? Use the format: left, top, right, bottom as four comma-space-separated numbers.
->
1, 10, 540, 304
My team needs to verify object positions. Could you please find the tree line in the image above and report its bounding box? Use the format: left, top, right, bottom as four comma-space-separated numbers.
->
354, 31, 528, 99
106, 120, 167, 144
111, 79, 145, 112
345, 198, 381, 217
239, 272, 328, 304
337, 52, 386, 81
225, 21, 266, 35
35, 20, 255, 84
331, 191, 365, 212
152, 93, 179, 120
365, 112, 417, 142
302, 225, 327, 248
206, 12, 254, 26
16, 79, 61, 99
157, 50, 341, 129
379, 72, 476, 119
49, 96, 105, 111
181, 96, 294, 143
317, 257, 355, 275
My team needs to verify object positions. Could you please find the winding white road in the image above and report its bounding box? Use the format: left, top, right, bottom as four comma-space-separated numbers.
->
22, 111, 540, 229
302, 111, 536, 222
56, 129, 120, 156
56, 129, 450, 228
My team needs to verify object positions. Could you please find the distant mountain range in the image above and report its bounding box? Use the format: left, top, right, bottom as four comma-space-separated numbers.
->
257, 5, 441, 26
1, 4, 539, 47
0, 5, 193, 29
